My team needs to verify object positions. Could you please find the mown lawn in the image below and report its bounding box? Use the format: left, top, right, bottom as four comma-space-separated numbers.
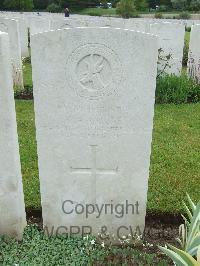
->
15, 100, 200, 213
23, 62, 33, 88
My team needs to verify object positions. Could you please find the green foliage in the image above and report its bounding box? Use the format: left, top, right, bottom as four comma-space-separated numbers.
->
0, 225, 168, 265
178, 11, 191, 19
134, 0, 148, 11
147, 0, 173, 9
46, 2, 62, 12
116, 0, 137, 18
33, 0, 49, 9
3, 0, 34, 10
182, 31, 190, 66
159, 195, 200, 265
155, 12, 163, 18
171, 0, 188, 10
101, 0, 108, 8
157, 4, 170, 11
190, 0, 200, 11
156, 74, 200, 104
77, 7, 116, 16
186, 26, 191, 32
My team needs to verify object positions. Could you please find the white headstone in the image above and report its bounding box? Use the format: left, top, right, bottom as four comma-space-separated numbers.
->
50, 18, 84, 30
188, 24, 200, 83
14, 17, 29, 58
28, 17, 50, 35
125, 19, 150, 33
31, 27, 158, 242
150, 22, 185, 76
0, 32, 26, 240
0, 18, 24, 87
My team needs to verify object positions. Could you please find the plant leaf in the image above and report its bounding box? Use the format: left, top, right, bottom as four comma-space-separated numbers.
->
186, 203, 200, 253
186, 193, 196, 213
168, 244, 200, 266
197, 246, 200, 262
159, 245, 188, 266
183, 201, 193, 222
188, 233, 200, 256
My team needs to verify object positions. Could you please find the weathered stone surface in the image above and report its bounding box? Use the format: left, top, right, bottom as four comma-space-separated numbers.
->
15, 17, 29, 58
28, 17, 50, 35
0, 18, 23, 87
150, 22, 185, 76
125, 19, 150, 33
188, 24, 200, 83
0, 32, 26, 240
31, 27, 158, 241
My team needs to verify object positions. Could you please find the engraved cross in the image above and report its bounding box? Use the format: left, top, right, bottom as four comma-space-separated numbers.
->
70, 145, 118, 203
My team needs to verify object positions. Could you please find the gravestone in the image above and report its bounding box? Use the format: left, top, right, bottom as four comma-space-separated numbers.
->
50, 18, 85, 30
14, 17, 29, 58
0, 18, 24, 88
124, 19, 150, 33
0, 32, 26, 240
150, 22, 185, 76
28, 17, 50, 35
31, 27, 158, 242
187, 24, 200, 83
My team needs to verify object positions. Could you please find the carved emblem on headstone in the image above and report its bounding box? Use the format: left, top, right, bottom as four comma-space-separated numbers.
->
67, 44, 122, 99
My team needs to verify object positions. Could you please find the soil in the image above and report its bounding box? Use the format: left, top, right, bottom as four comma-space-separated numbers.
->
26, 209, 181, 245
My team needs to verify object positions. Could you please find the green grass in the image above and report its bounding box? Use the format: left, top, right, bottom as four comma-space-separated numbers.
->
148, 103, 200, 213
16, 100, 40, 208
75, 7, 117, 16
0, 226, 168, 265
15, 100, 200, 213
185, 31, 190, 44
23, 62, 33, 89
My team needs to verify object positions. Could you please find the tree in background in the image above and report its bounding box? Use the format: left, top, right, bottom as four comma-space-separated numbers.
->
116, 0, 136, 18
3, 0, 34, 10
21, 0, 34, 10
147, 0, 157, 9
171, 0, 187, 10
3, 0, 17, 9
33, 0, 49, 10
190, 0, 200, 10
134, 0, 148, 10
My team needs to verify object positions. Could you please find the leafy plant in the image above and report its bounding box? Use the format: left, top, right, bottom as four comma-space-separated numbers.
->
155, 12, 163, 19
134, 0, 148, 11
46, 3, 62, 13
159, 194, 200, 265
186, 26, 191, 32
189, 0, 200, 11
182, 36, 189, 66
0, 225, 168, 265
116, 0, 137, 18
178, 11, 191, 19
171, 0, 187, 10
157, 4, 170, 11
157, 48, 173, 78
156, 74, 200, 104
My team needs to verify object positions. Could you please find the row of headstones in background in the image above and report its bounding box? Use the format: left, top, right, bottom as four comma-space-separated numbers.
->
0, 15, 29, 57
0, 31, 26, 240
50, 18, 185, 76
1, 11, 200, 28
0, 26, 158, 241
188, 24, 200, 82
0, 18, 24, 87
0, 12, 199, 82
